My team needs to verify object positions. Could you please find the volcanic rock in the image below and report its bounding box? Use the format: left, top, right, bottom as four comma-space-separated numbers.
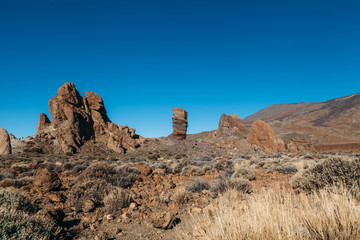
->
215, 114, 247, 139
149, 212, 176, 229
33, 168, 62, 192
168, 107, 188, 140
0, 128, 11, 155
37, 82, 141, 153
36, 113, 51, 134
248, 120, 285, 153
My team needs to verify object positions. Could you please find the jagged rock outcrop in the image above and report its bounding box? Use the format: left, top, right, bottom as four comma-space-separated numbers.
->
215, 114, 247, 138
168, 107, 188, 140
36, 113, 51, 134
248, 120, 285, 153
0, 128, 11, 154
36, 82, 141, 153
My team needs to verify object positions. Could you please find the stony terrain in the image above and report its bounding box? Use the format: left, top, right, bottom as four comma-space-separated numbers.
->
0, 83, 359, 239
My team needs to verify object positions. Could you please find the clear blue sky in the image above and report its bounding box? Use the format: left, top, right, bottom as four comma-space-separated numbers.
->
1, 0, 360, 138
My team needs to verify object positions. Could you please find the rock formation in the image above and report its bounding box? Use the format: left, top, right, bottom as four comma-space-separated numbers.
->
248, 120, 285, 153
0, 128, 11, 154
168, 107, 188, 140
215, 114, 247, 139
36, 82, 141, 153
36, 113, 51, 134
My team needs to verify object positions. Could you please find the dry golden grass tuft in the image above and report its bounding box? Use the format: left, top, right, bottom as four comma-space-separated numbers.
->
176, 186, 360, 240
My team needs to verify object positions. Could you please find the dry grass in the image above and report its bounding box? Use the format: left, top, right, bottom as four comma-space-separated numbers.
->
176, 186, 360, 240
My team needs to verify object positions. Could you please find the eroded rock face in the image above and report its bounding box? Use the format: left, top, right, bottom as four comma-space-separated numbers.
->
216, 114, 248, 139
0, 128, 11, 155
168, 107, 188, 140
248, 120, 284, 153
36, 113, 51, 134
37, 82, 141, 153
48, 83, 94, 153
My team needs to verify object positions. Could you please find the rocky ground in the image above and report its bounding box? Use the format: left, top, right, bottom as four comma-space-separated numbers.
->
1, 135, 356, 240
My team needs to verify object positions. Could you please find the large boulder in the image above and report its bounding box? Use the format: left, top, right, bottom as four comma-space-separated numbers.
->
0, 128, 11, 155
248, 120, 285, 153
168, 107, 188, 140
36, 82, 141, 153
48, 82, 94, 153
215, 114, 247, 139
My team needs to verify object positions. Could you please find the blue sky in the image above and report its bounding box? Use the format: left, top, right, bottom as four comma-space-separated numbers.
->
1, 0, 360, 138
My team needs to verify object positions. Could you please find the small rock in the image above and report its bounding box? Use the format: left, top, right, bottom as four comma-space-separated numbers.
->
83, 199, 95, 212
149, 212, 176, 229
33, 168, 62, 191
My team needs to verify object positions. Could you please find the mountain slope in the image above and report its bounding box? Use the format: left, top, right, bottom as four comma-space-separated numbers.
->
244, 93, 360, 148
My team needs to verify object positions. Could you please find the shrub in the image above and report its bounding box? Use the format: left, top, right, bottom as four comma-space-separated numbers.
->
174, 153, 186, 159
232, 167, 256, 181
173, 188, 188, 205
185, 178, 210, 193
290, 158, 360, 194
0, 189, 60, 239
104, 188, 132, 213
279, 164, 298, 174
76, 162, 139, 188
0, 189, 35, 212
211, 175, 253, 194
177, 187, 360, 240
213, 159, 233, 171
0, 177, 34, 188
148, 153, 160, 160
181, 166, 202, 176
68, 180, 113, 212
72, 164, 87, 174
0, 172, 14, 181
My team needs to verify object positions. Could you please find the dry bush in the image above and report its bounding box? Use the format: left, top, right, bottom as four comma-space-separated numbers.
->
213, 159, 233, 171
185, 178, 210, 193
211, 175, 253, 194
0, 172, 14, 181
0, 189, 60, 239
291, 157, 360, 194
68, 179, 114, 212
10, 163, 30, 173
76, 162, 139, 188
232, 164, 256, 181
177, 187, 360, 240
181, 166, 202, 176
104, 188, 132, 213
0, 189, 35, 212
0, 177, 34, 188
173, 188, 188, 206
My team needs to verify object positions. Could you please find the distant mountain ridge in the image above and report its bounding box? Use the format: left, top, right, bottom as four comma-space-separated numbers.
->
244, 93, 360, 149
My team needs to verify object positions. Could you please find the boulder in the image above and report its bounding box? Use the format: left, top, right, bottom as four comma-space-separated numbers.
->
215, 114, 247, 139
150, 212, 176, 229
33, 168, 62, 192
0, 128, 11, 155
37, 82, 141, 153
168, 107, 188, 140
248, 120, 283, 153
